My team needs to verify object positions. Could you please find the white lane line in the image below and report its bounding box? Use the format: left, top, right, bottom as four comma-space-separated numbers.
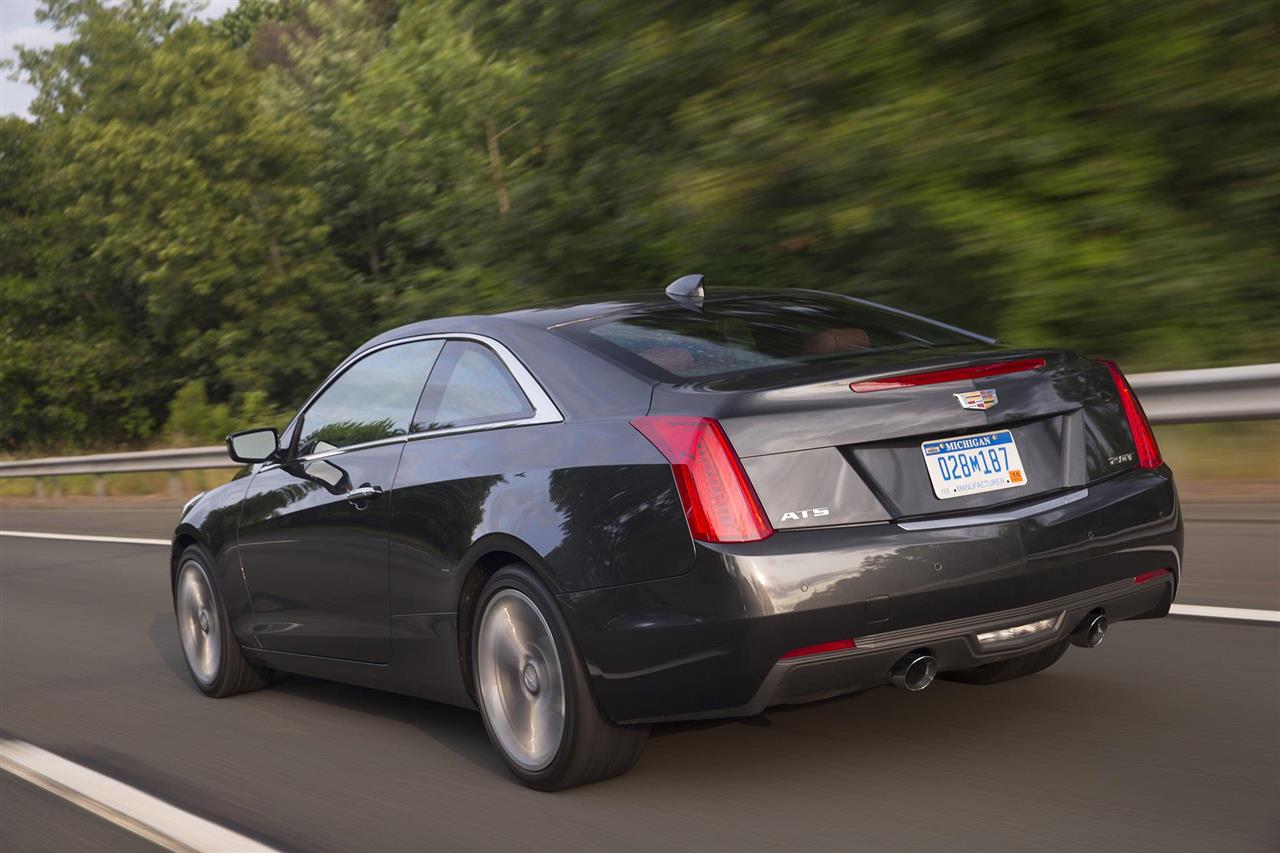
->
1169, 603, 1280, 623
0, 737, 278, 852
0, 530, 169, 546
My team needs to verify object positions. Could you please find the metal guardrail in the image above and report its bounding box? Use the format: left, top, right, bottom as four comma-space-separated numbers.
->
0, 363, 1275, 486
0, 446, 236, 479
1128, 363, 1280, 424
0, 446, 236, 498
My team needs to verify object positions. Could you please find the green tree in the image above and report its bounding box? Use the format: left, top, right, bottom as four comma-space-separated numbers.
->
2, 0, 1277, 452
5, 0, 356, 448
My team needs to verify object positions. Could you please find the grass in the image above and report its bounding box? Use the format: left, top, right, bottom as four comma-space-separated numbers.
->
0, 468, 238, 500
1155, 421, 1280, 484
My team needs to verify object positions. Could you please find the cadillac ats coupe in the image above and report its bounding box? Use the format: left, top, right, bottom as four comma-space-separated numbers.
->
171, 277, 1181, 789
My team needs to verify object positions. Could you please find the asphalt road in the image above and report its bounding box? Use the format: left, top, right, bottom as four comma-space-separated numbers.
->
1, 507, 1278, 852
0, 773, 157, 853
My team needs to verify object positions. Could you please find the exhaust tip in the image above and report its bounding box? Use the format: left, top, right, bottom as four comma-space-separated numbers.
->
891, 652, 938, 691
1072, 613, 1108, 648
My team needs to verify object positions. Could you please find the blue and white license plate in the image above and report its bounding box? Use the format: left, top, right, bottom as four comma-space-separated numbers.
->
921, 429, 1028, 500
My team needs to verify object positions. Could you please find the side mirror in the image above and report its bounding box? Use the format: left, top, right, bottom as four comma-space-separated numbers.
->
226, 427, 280, 464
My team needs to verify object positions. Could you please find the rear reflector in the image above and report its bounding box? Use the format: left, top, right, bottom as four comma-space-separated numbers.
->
1134, 568, 1172, 584
850, 358, 1046, 392
780, 639, 856, 660
976, 614, 1062, 646
1101, 360, 1163, 469
631, 416, 774, 543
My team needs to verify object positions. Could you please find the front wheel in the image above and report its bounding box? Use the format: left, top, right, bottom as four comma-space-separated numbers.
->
173, 545, 273, 697
473, 565, 648, 790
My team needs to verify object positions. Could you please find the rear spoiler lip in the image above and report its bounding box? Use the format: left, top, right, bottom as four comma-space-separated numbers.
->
662, 348, 1069, 397
849, 356, 1048, 392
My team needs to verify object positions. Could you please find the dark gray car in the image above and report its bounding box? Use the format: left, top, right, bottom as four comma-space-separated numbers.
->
172, 280, 1181, 789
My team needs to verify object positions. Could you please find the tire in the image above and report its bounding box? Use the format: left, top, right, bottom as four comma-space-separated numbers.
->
173, 544, 273, 698
941, 639, 1070, 685
472, 565, 648, 790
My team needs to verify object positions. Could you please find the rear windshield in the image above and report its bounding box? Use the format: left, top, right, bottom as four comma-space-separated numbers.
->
553, 292, 980, 381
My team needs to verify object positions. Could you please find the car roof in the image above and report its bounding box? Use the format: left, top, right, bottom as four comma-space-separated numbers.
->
362, 287, 783, 349
360, 286, 998, 355
496, 289, 775, 329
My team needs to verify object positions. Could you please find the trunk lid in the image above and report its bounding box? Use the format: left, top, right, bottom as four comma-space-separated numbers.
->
650, 348, 1136, 524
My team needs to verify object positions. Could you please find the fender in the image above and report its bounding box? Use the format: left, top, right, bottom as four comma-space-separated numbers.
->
170, 475, 255, 643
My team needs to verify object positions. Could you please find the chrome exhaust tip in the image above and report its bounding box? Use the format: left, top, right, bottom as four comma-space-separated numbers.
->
891, 652, 938, 691
1071, 612, 1108, 648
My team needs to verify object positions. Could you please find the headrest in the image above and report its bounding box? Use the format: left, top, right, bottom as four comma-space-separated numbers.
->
640, 347, 696, 374
804, 327, 871, 354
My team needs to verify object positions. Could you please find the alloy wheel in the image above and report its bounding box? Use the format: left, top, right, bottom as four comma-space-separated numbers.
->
476, 588, 566, 771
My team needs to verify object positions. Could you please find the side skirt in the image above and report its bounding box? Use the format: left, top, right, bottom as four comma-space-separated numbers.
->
241, 615, 475, 710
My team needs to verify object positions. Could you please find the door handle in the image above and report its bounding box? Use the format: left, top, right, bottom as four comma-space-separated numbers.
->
345, 485, 383, 505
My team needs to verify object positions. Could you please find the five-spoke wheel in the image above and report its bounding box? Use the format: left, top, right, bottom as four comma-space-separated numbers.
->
176, 558, 222, 687
473, 565, 648, 789
172, 544, 272, 698
476, 589, 566, 771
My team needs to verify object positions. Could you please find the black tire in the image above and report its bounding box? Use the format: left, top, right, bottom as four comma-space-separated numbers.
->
471, 565, 648, 790
941, 640, 1070, 685
173, 544, 273, 698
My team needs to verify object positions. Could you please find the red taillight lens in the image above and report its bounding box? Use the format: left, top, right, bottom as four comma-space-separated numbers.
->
1101, 360, 1163, 469
780, 639, 856, 660
1134, 568, 1172, 584
631, 416, 774, 543
850, 357, 1046, 392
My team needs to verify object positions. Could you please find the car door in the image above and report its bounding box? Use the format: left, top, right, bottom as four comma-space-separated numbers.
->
237, 339, 444, 662
388, 339, 559, 618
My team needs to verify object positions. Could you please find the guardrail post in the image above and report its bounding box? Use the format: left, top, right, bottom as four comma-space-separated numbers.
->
94, 475, 107, 498
34, 477, 46, 500
169, 472, 183, 500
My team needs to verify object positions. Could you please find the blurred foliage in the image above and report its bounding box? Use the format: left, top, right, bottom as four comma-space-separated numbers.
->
161, 378, 287, 444
1, 0, 1277, 451
163, 380, 234, 446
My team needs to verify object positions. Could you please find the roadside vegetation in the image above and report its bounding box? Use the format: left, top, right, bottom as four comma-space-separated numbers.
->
2, 0, 1277, 454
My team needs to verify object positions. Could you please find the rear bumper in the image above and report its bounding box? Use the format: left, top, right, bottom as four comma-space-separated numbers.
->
664, 574, 1172, 722
559, 466, 1182, 724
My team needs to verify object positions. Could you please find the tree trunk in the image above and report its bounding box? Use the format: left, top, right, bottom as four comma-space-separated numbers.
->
366, 209, 381, 274
485, 119, 512, 216
248, 189, 285, 279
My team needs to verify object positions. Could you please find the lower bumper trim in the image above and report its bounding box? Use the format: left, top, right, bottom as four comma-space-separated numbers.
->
619, 575, 1174, 724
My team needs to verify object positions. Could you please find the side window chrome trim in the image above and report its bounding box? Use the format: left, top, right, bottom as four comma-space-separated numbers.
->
272, 333, 563, 466
287, 435, 409, 464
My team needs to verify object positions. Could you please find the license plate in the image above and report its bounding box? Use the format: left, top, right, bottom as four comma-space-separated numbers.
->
921, 429, 1028, 500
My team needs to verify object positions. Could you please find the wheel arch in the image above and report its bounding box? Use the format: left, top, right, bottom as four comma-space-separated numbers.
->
454, 533, 563, 702
170, 524, 208, 587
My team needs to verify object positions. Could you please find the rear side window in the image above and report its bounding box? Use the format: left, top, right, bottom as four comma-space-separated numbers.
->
413, 341, 534, 431
555, 292, 979, 381
298, 340, 444, 455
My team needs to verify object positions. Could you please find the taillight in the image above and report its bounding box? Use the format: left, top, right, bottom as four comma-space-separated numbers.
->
1134, 568, 1171, 584
1101, 360, 1163, 469
850, 357, 1046, 392
779, 639, 856, 660
631, 416, 774, 543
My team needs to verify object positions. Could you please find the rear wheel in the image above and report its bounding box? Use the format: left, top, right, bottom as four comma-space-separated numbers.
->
174, 545, 272, 697
473, 565, 648, 790
941, 639, 1070, 685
